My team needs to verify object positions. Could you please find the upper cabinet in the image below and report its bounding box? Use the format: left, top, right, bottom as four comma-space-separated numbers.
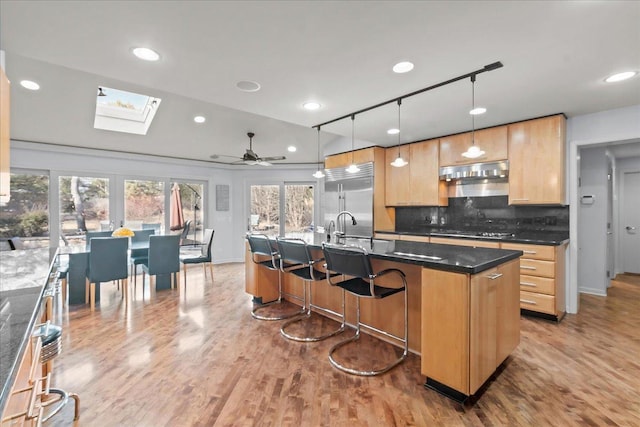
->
0, 66, 9, 205
324, 148, 375, 169
508, 115, 566, 205
439, 126, 508, 166
385, 139, 447, 206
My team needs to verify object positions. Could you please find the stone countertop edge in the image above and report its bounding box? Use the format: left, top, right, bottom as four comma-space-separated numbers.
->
0, 250, 57, 416
375, 230, 570, 246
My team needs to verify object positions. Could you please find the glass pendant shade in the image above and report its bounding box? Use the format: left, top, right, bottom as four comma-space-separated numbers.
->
312, 127, 325, 178
461, 145, 485, 159
390, 99, 408, 168
346, 115, 360, 173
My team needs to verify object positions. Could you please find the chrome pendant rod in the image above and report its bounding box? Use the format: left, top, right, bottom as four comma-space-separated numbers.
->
312, 61, 503, 130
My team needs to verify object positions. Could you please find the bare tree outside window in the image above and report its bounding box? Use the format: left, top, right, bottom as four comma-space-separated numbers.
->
250, 183, 314, 239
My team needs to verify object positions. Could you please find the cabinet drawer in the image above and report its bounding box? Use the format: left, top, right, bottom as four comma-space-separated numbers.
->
501, 243, 555, 261
520, 259, 554, 278
519, 274, 555, 295
520, 291, 556, 315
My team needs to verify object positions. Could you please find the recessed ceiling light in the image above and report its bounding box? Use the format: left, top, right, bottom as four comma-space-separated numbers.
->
604, 71, 637, 83
287, 146, 297, 152
236, 80, 261, 92
303, 101, 321, 111
469, 107, 487, 115
20, 80, 40, 90
387, 128, 400, 135
194, 116, 206, 123
132, 47, 160, 61
393, 61, 414, 73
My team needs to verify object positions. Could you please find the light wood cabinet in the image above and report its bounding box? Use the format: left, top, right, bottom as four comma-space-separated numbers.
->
508, 115, 566, 205
501, 242, 566, 321
324, 148, 375, 169
439, 126, 508, 167
0, 66, 10, 205
385, 139, 448, 207
421, 259, 520, 396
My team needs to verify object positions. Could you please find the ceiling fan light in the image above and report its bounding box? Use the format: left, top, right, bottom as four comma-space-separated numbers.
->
461, 145, 485, 159
346, 164, 360, 173
390, 156, 408, 168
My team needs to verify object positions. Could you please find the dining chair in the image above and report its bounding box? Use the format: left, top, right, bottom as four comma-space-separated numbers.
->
322, 243, 408, 376
129, 229, 155, 288
85, 237, 129, 311
141, 234, 181, 296
85, 230, 114, 250
180, 228, 214, 287
179, 220, 192, 246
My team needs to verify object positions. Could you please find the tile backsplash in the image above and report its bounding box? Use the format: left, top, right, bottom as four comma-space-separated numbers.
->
395, 196, 569, 234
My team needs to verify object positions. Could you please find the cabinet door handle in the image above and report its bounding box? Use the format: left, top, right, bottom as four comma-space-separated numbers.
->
520, 281, 537, 287
520, 299, 537, 305
523, 250, 537, 254
511, 198, 530, 201
486, 273, 503, 280
521, 266, 537, 270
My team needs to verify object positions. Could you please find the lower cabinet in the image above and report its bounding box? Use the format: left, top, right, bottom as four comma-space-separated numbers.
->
500, 242, 567, 321
421, 259, 520, 398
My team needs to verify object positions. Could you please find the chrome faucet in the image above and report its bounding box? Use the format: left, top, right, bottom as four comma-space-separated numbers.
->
326, 220, 336, 242
335, 211, 357, 242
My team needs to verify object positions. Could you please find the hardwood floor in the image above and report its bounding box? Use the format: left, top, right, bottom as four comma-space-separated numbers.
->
45, 264, 640, 426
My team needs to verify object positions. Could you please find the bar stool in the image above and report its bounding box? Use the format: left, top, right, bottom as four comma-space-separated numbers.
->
276, 238, 345, 342
246, 234, 305, 321
32, 321, 80, 422
322, 243, 408, 376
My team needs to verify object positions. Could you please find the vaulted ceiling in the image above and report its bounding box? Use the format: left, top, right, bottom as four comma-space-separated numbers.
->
1, 1, 639, 165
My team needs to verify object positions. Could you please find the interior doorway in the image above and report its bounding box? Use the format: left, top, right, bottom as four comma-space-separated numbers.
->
619, 170, 640, 274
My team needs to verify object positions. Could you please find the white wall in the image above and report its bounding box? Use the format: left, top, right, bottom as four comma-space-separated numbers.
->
577, 146, 609, 296
567, 104, 640, 312
10, 140, 316, 264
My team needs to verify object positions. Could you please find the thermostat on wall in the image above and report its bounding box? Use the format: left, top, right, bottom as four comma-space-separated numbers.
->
580, 195, 595, 205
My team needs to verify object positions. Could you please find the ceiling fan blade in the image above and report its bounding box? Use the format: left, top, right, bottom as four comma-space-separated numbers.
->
210, 153, 243, 160
257, 160, 272, 166
261, 156, 286, 162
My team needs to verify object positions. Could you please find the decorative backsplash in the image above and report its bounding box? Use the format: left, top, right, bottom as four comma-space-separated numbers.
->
395, 196, 569, 234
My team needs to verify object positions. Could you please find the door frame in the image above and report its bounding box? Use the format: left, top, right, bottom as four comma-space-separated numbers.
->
616, 168, 640, 274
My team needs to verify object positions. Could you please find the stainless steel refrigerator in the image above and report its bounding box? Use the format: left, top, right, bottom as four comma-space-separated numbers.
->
322, 162, 374, 239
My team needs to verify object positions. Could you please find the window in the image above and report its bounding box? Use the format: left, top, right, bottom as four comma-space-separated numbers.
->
249, 182, 315, 238
124, 179, 165, 233
171, 181, 204, 244
59, 175, 110, 246
1, 171, 49, 248
94, 86, 161, 135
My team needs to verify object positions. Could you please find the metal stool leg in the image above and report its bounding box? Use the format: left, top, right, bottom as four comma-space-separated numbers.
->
251, 268, 305, 321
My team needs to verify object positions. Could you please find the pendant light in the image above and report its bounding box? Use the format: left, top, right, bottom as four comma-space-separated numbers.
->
312, 127, 325, 179
390, 99, 408, 168
345, 115, 360, 173
461, 74, 485, 159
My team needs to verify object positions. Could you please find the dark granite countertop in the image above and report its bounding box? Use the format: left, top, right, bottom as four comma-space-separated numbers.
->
0, 248, 56, 415
253, 233, 523, 275
375, 228, 569, 246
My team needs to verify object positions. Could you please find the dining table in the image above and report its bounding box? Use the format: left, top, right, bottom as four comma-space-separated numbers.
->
58, 239, 174, 305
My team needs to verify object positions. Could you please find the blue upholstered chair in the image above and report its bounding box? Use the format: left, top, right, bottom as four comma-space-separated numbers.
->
180, 228, 215, 287
129, 229, 155, 287
85, 237, 129, 311
142, 234, 181, 296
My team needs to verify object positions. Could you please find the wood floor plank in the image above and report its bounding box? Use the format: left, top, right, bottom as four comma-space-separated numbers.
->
41, 263, 640, 426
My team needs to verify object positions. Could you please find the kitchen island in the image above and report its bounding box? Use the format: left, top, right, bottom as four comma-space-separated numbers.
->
245, 234, 523, 402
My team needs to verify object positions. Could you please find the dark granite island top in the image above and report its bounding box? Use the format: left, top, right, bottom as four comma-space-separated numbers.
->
0, 247, 56, 415
259, 233, 523, 275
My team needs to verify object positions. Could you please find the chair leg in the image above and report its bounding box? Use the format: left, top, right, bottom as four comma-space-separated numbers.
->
150, 275, 156, 298
123, 278, 128, 304
251, 270, 305, 321
208, 262, 214, 281
182, 264, 187, 291
61, 277, 67, 306
90, 282, 96, 312
85, 279, 89, 305
175, 271, 180, 291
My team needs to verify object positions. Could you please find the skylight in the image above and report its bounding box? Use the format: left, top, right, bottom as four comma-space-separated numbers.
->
94, 86, 161, 135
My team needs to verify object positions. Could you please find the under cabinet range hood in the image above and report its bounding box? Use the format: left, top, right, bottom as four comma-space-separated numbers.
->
439, 160, 509, 181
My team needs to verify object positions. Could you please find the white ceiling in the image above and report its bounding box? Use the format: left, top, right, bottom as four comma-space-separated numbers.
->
1, 1, 639, 165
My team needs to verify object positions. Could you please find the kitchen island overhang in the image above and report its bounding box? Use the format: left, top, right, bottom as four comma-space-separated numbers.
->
244, 234, 523, 403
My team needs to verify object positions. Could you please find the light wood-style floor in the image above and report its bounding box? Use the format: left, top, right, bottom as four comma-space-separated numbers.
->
45, 264, 640, 426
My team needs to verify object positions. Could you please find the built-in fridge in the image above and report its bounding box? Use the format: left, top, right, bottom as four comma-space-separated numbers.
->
322, 162, 374, 239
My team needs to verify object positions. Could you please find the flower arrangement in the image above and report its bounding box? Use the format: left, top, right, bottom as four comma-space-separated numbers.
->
111, 227, 135, 237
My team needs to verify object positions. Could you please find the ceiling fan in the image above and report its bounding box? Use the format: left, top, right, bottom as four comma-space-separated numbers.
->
210, 132, 286, 166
